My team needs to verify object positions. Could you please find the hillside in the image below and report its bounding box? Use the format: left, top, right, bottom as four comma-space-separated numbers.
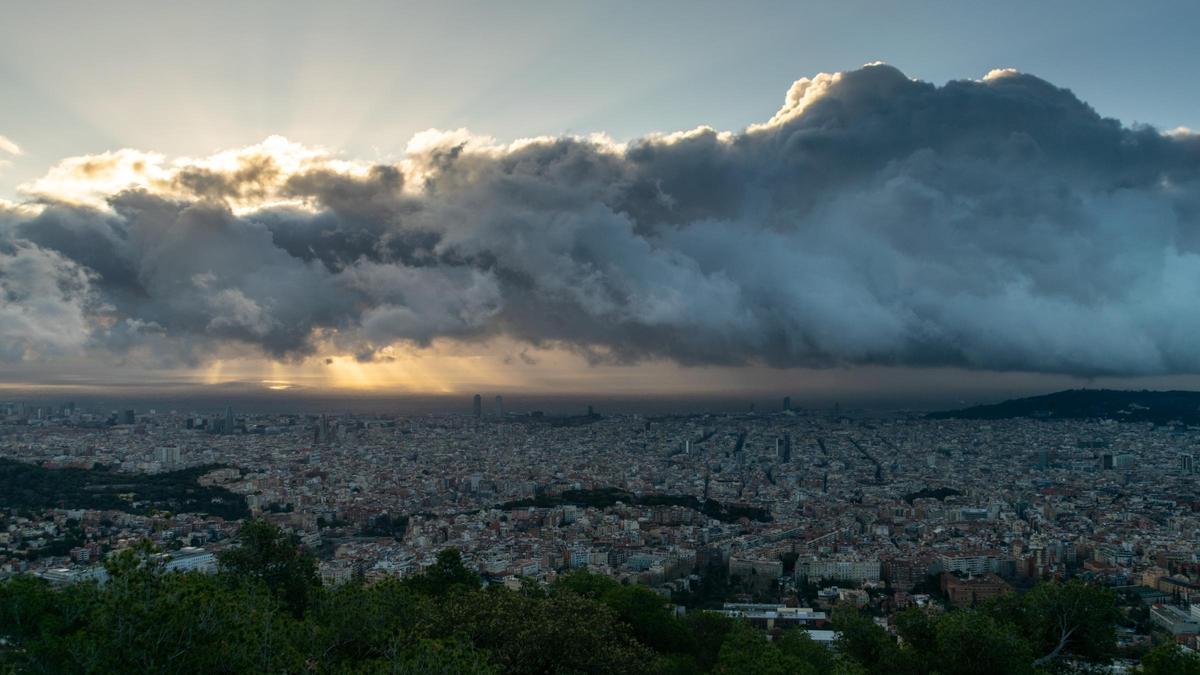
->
1, 520, 1180, 674
928, 389, 1200, 425
0, 459, 248, 520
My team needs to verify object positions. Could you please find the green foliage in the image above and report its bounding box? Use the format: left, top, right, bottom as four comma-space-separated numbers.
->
980, 579, 1118, 666
555, 571, 695, 655
832, 606, 901, 672
0, 459, 247, 520
775, 628, 844, 674
931, 609, 1033, 675
1, 548, 1131, 675
348, 639, 499, 674
428, 585, 654, 674
554, 568, 622, 599
309, 578, 427, 663
361, 513, 409, 539
1023, 580, 1118, 663
402, 548, 482, 597
713, 622, 843, 675
1, 566, 309, 673
1138, 643, 1200, 675
682, 610, 736, 671
217, 518, 320, 617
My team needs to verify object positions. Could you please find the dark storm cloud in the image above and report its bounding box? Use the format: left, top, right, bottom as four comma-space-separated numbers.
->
4, 64, 1200, 375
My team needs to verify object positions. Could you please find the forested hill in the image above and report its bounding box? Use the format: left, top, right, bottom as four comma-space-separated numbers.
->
0, 459, 248, 520
928, 389, 1200, 425
2, 520, 1196, 674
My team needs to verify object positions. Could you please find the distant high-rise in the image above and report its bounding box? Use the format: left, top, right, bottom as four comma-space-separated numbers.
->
587, 404, 594, 417
473, 394, 482, 419
314, 415, 326, 445
224, 405, 234, 435
494, 394, 503, 418
122, 409, 135, 425
783, 396, 791, 411
1181, 454, 1195, 475
1036, 449, 1051, 469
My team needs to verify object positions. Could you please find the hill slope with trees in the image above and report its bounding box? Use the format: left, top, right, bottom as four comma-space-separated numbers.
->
1, 520, 1195, 674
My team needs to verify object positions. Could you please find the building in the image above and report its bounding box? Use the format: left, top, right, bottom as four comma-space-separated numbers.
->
473, 394, 482, 419
164, 547, 217, 574
156, 446, 181, 467
941, 573, 1012, 608
224, 405, 235, 435
937, 552, 1002, 576
715, 603, 827, 630
797, 560, 881, 584
729, 555, 784, 584
1151, 605, 1200, 635
494, 395, 504, 418
569, 547, 591, 569
778, 434, 792, 462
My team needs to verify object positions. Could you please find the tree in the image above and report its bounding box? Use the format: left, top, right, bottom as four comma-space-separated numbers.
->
713, 621, 835, 675
1139, 643, 1200, 675
683, 610, 736, 672
349, 639, 498, 674
2, 568, 309, 673
309, 578, 426, 663
429, 586, 654, 674
403, 548, 482, 597
554, 569, 621, 599
775, 628, 841, 674
217, 518, 319, 617
832, 606, 900, 673
932, 610, 1034, 675
990, 580, 1118, 667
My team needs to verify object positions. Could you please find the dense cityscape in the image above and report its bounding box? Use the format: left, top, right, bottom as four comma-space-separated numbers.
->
2, 392, 1199, 670
6, 2, 1200, 671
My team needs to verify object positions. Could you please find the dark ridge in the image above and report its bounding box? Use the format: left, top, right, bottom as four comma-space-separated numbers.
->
928, 389, 1200, 425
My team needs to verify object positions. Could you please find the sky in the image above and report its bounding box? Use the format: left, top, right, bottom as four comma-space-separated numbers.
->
2, 1, 1200, 406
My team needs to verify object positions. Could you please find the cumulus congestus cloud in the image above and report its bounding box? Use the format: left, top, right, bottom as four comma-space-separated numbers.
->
3, 63, 1200, 376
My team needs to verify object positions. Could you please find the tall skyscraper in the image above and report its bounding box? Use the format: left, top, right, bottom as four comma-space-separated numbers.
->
224, 405, 234, 435
494, 395, 503, 418
123, 409, 135, 425
783, 396, 791, 411
473, 394, 482, 419
315, 415, 328, 445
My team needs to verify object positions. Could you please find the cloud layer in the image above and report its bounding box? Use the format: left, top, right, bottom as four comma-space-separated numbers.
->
3, 64, 1200, 377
